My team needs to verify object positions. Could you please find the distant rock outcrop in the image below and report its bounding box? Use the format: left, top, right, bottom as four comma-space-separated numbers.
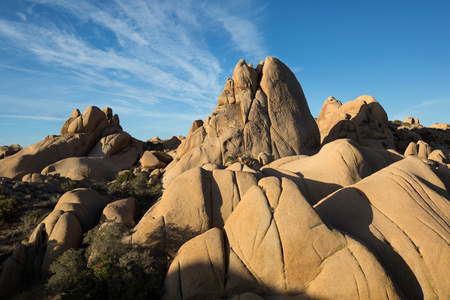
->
430, 122, 450, 130
0, 144, 22, 159
0, 106, 143, 181
163, 57, 320, 187
317, 95, 395, 149
404, 116, 420, 125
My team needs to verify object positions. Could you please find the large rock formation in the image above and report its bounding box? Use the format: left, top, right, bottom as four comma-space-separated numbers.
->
315, 157, 450, 299
131, 167, 263, 256
0, 106, 143, 181
317, 95, 395, 149
162, 156, 449, 299
162, 57, 320, 187
163, 177, 402, 299
1, 57, 449, 299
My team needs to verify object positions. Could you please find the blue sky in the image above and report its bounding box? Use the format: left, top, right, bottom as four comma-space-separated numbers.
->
0, 0, 449, 147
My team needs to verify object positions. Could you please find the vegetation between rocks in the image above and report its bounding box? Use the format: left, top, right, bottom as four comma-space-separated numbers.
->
47, 222, 167, 300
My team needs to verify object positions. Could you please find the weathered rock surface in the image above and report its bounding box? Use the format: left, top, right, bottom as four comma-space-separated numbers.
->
163, 56, 320, 187
430, 123, 450, 130
404, 116, 420, 125
0, 106, 143, 181
100, 197, 138, 227
132, 167, 262, 255
317, 95, 395, 148
163, 177, 402, 299
315, 157, 450, 299
0, 188, 107, 297
0, 144, 22, 159
262, 139, 403, 205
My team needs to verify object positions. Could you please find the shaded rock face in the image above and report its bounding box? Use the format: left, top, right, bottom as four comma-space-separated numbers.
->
163, 57, 320, 187
0, 189, 107, 298
0, 106, 143, 181
315, 157, 450, 299
317, 95, 395, 149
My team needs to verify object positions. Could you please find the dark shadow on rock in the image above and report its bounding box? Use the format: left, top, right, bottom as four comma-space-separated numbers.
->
164, 260, 326, 300
315, 187, 422, 299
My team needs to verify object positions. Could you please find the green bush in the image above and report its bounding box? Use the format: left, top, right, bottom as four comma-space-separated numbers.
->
47, 222, 166, 299
225, 153, 239, 164
0, 196, 21, 226
91, 183, 106, 194
116, 171, 136, 183
61, 180, 78, 192
107, 174, 163, 216
391, 120, 402, 126
403, 122, 411, 126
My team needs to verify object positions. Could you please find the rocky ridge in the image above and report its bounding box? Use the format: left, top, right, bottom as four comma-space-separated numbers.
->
0, 56, 449, 299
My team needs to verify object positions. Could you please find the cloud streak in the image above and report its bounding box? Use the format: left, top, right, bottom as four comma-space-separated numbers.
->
0, 0, 268, 144
1, 0, 268, 109
0, 114, 66, 121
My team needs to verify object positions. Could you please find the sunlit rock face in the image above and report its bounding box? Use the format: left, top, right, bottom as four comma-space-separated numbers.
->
163, 56, 320, 187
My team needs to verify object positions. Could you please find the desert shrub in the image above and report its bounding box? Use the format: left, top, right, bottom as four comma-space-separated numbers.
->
226, 153, 239, 164
116, 171, 136, 183
47, 222, 166, 300
403, 122, 411, 126
91, 183, 106, 194
22, 209, 49, 238
391, 120, 402, 126
107, 174, 163, 216
61, 180, 78, 191
0, 195, 21, 226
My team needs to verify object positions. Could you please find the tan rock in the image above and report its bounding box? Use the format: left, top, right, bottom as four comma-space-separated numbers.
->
274, 139, 373, 204
0, 244, 27, 298
0, 106, 122, 180
0, 144, 22, 159
315, 157, 450, 299
163, 57, 320, 187
430, 123, 450, 130
163, 228, 226, 300
140, 151, 167, 170
164, 177, 401, 299
428, 149, 447, 163
60, 109, 81, 135
218, 78, 236, 106
41, 157, 120, 181
88, 131, 131, 157
134, 167, 260, 254
150, 150, 173, 164
260, 57, 320, 157
53, 188, 107, 232
100, 197, 138, 227
417, 140, 431, 159
404, 116, 420, 125
317, 95, 395, 148
41, 211, 83, 277
404, 141, 418, 156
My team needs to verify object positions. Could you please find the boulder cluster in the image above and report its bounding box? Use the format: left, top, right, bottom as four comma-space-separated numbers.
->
0, 57, 449, 299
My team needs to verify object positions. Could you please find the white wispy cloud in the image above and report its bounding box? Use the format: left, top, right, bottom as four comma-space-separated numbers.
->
413, 99, 449, 108
0, 0, 268, 143
0, 114, 66, 121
